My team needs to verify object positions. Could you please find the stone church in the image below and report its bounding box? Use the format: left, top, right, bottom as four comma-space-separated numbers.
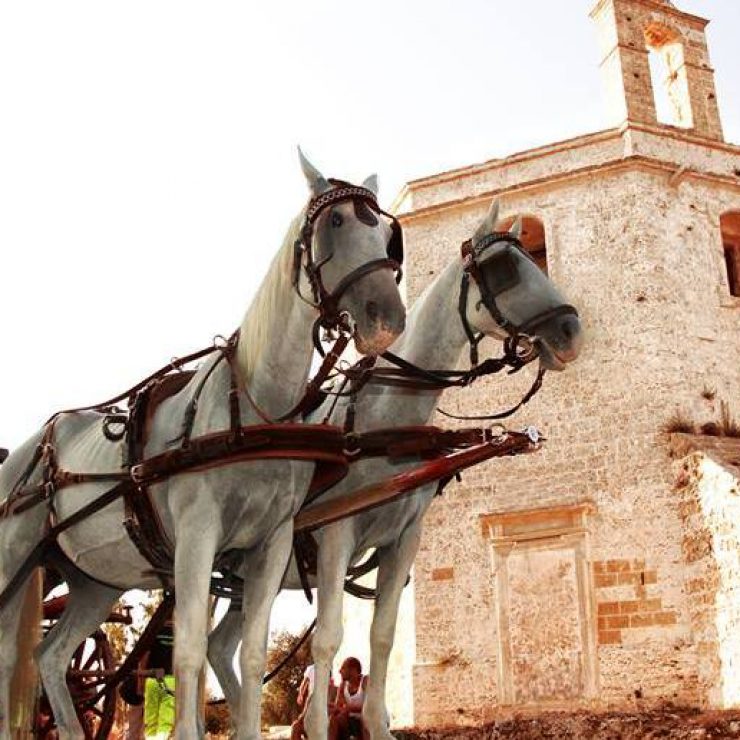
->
340, 0, 740, 727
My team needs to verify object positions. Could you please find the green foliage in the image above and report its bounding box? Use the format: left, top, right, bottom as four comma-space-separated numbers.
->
261, 627, 312, 728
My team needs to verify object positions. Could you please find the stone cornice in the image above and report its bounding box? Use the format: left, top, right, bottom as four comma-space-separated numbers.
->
396, 155, 740, 225
398, 128, 621, 195
391, 122, 740, 219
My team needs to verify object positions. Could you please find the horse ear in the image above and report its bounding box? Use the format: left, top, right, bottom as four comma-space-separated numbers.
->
509, 216, 523, 240
473, 199, 500, 245
362, 174, 379, 196
298, 147, 331, 196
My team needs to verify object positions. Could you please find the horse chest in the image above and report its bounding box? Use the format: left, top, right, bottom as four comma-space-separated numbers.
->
190, 460, 315, 550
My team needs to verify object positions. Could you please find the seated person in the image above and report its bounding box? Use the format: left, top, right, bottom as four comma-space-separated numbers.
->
291, 663, 337, 740
329, 657, 368, 740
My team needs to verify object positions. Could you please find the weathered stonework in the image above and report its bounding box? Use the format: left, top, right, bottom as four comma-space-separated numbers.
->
339, 0, 740, 727
671, 435, 740, 709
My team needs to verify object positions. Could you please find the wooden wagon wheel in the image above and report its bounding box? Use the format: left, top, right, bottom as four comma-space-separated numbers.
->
67, 629, 117, 740
36, 628, 118, 740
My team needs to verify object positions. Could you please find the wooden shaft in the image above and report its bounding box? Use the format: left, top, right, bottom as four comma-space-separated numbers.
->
294, 434, 536, 533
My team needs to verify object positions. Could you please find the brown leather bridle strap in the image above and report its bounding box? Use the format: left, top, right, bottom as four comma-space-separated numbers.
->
437, 365, 546, 422
344, 425, 510, 461
293, 183, 403, 334
129, 423, 348, 487
237, 332, 352, 424
43, 344, 221, 423
319, 257, 400, 330
304, 184, 378, 224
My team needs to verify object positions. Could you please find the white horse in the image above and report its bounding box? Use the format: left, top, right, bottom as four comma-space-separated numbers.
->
0, 152, 406, 740
208, 200, 584, 739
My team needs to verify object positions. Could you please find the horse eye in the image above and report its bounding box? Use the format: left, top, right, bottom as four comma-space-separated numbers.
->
331, 212, 343, 228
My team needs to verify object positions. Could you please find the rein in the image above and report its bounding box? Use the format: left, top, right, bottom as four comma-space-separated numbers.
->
330, 232, 576, 424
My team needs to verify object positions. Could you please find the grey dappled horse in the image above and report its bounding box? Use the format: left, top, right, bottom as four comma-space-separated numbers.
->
208, 200, 583, 740
0, 152, 406, 740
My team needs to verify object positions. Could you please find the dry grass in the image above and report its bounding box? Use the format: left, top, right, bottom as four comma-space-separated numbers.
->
701, 386, 716, 401
720, 400, 740, 438
663, 411, 695, 435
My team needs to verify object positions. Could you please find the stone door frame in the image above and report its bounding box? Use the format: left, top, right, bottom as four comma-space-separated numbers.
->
481, 501, 599, 707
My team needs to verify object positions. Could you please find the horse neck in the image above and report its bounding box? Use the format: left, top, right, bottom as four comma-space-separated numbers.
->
233, 216, 317, 420
362, 258, 471, 427
240, 302, 315, 420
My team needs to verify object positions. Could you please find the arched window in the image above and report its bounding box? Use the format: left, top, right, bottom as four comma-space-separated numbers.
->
644, 22, 693, 129
500, 215, 547, 274
720, 212, 740, 298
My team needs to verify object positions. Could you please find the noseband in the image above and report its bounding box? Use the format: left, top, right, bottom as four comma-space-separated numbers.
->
292, 181, 404, 348
459, 232, 578, 367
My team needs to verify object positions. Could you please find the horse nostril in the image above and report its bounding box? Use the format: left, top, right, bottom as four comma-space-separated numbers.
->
366, 300, 380, 323
561, 315, 578, 341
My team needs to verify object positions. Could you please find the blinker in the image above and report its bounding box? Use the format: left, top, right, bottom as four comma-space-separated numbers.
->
479, 248, 519, 295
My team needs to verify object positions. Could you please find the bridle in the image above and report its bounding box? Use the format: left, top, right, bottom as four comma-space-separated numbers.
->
237, 179, 405, 423
328, 231, 580, 424
291, 179, 404, 352
459, 232, 578, 368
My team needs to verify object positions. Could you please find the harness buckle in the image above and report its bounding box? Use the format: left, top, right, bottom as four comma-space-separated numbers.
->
130, 464, 144, 484
342, 432, 361, 459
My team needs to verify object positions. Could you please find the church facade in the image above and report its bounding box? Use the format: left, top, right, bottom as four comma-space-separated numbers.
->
340, 0, 740, 727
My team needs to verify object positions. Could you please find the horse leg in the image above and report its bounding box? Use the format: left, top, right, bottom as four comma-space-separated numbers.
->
363, 522, 422, 740
304, 524, 355, 740
207, 599, 242, 722
0, 576, 36, 740
173, 529, 219, 740
236, 525, 293, 740
35, 568, 122, 740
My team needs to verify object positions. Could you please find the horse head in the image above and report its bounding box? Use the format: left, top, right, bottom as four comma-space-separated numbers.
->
298, 150, 406, 356
462, 199, 583, 371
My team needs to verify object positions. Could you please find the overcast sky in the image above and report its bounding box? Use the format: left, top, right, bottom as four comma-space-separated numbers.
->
1, 1, 739, 636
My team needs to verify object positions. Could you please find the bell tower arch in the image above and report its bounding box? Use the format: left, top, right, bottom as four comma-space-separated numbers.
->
590, 0, 723, 140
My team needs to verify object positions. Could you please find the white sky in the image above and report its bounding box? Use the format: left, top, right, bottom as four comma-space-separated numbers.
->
1, 1, 739, 638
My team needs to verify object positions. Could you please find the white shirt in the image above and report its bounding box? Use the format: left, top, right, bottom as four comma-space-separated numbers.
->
303, 664, 315, 697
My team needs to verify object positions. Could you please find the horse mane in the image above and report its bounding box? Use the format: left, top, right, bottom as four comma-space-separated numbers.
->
236, 209, 305, 383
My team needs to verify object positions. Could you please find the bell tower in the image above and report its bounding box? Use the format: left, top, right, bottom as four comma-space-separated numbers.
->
590, 0, 723, 141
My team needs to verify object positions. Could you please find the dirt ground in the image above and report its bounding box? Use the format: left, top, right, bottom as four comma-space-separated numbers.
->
394, 706, 740, 739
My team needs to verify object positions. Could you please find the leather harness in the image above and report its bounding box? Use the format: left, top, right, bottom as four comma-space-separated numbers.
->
0, 181, 404, 594
0, 228, 570, 605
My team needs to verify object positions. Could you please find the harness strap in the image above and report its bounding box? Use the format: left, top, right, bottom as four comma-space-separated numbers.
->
0, 481, 129, 611
45, 344, 220, 424
240, 333, 351, 424
130, 424, 347, 486
293, 530, 318, 603
458, 270, 483, 367
293, 182, 403, 329
437, 366, 546, 421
